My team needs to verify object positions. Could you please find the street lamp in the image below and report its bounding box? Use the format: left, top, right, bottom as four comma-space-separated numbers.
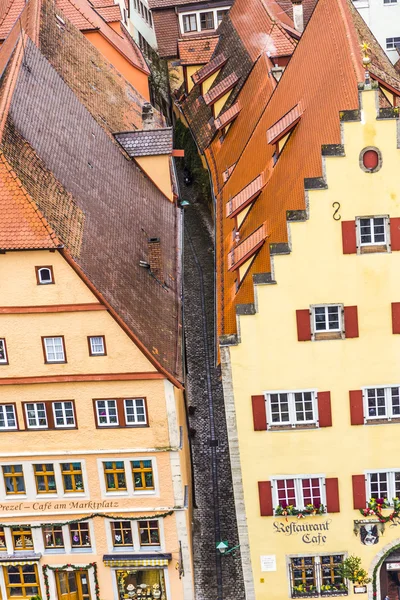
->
216, 540, 240, 556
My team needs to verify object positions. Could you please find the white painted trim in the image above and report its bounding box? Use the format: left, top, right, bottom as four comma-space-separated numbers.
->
264, 389, 318, 427
0, 447, 181, 457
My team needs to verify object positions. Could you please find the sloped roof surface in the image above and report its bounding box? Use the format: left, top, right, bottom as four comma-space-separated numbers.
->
0, 0, 182, 380
93, 4, 121, 20
276, 0, 319, 25
178, 35, 219, 66
56, 0, 97, 29
212, 0, 400, 337
0, 153, 61, 250
149, 0, 216, 8
115, 128, 173, 156
0, 0, 24, 40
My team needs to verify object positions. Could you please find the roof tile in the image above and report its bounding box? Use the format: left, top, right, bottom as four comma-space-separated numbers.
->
115, 128, 173, 156
178, 36, 219, 66
267, 103, 303, 144
192, 52, 226, 84
214, 101, 240, 130
228, 223, 267, 270
203, 72, 238, 105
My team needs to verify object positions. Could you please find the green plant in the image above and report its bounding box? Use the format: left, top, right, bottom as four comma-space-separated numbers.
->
275, 503, 326, 518
338, 555, 371, 585
30, 596, 42, 600
360, 497, 400, 523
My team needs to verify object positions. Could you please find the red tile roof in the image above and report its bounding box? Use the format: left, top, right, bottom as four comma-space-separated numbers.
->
203, 72, 238, 105
148, 0, 205, 7
178, 35, 219, 66
214, 101, 240, 130
0, 0, 24, 40
192, 52, 226, 84
267, 103, 303, 144
94, 4, 121, 21
276, 0, 319, 25
228, 223, 267, 270
56, 0, 97, 29
0, 153, 61, 250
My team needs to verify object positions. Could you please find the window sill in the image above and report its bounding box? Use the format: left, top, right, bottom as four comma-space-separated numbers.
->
132, 490, 156, 495
139, 546, 161, 552
44, 361, 67, 365
313, 332, 342, 341
112, 546, 135, 552
365, 418, 400, 425
268, 424, 317, 432
359, 244, 388, 254
71, 547, 93, 553
104, 491, 129, 497
44, 548, 66, 554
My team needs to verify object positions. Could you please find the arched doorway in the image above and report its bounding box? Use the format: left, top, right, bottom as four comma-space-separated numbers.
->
379, 548, 400, 600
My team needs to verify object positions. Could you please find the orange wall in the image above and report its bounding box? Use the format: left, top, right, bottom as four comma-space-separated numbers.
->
84, 31, 150, 100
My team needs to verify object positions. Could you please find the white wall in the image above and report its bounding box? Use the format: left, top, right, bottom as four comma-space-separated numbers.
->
353, 0, 400, 64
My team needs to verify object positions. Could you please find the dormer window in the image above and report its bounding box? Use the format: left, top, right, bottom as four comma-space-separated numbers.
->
179, 6, 231, 35
36, 266, 54, 285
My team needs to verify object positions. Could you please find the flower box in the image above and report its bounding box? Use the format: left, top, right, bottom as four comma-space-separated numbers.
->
292, 593, 319, 598
321, 592, 348, 597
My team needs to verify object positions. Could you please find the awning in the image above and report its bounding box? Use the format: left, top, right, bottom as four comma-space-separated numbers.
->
103, 553, 171, 568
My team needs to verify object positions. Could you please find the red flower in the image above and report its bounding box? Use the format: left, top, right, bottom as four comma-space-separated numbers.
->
314, 501, 321, 509
376, 498, 385, 505
280, 501, 287, 509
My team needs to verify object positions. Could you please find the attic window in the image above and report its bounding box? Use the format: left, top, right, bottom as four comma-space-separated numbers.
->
228, 223, 267, 272
36, 267, 54, 285
56, 14, 66, 26
226, 174, 265, 218
267, 104, 303, 163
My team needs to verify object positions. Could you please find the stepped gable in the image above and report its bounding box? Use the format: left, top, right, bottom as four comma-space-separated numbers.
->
215, 0, 400, 338
0, 0, 182, 382
180, 0, 296, 153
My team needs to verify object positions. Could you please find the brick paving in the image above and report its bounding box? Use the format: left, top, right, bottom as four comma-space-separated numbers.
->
181, 173, 245, 600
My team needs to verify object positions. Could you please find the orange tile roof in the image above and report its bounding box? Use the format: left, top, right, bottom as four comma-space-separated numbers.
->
222, 163, 236, 183
210, 0, 400, 337
0, 0, 24, 40
214, 101, 240, 130
178, 36, 219, 66
228, 223, 267, 271
267, 103, 303, 144
0, 153, 61, 250
203, 72, 238, 105
56, 0, 97, 29
192, 52, 226, 84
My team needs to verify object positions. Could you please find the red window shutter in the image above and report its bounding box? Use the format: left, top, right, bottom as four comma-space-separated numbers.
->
352, 474, 366, 509
390, 218, 400, 252
392, 303, 400, 334
296, 309, 311, 341
317, 392, 332, 427
344, 306, 359, 338
325, 478, 340, 513
341, 221, 357, 254
349, 390, 364, 425
258, 481, 273, 516
252, 395, 267, 431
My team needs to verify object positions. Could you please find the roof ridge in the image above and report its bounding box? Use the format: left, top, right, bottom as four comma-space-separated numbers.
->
0, 151, 62, 248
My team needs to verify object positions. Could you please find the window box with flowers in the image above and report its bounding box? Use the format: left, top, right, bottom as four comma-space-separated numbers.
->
360, 497, 400, 522
292, 584, 319, 598
321, 584, 348, 596
275, 502, 326, 518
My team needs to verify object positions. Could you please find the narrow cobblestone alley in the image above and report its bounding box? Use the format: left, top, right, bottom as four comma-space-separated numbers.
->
182, 178, 245, 600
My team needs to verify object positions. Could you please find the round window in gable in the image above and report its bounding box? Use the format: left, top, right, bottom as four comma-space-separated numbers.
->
360, 147, 382, 173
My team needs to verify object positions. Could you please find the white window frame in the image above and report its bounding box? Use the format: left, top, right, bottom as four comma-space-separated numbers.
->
311, 304, 343, 336
363, 385, 400, 422
89, 336, 105, 356
286, 553, 347, 597
52, 401, 76, 428
265, 389, 318, 428
25, 403, 48, 429
43, 337, 65, 363
37, 267, 53, 284
0, 405, 17, 430
366, 470, 400, 503
0, 339, 7, 364
271, 475, 326, 510
179, 6, 230, 35
356, 215, 389, 251
384, 0, 398, 4
124, 398, 147, 425
95, 400, 119, 426
386, 36, 400, 50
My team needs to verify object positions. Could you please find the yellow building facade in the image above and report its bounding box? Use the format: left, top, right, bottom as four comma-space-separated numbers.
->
0, 249, 193, 600
220, 88, 400, 600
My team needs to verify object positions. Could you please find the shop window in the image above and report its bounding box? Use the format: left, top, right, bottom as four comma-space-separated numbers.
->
290, 555, 346, 597
104, 461, 127, 492
34, 464, 57, 494
0, 527, 6, 552
0, 338, 8, 364
132, 460, 154, 491
12, 527, 34, 551
138, 520, 160, 546
111, 521, 133, 547
69, 522, 91, 548
3, 464, 25, 494
43, 336, 66, 363
88, 336, 106, 356
36, 266, 54, 284
0, 404, 17, 430
43, 525, 64, 549
4, 564, 39, 598
61, 463, 84, 493
117, 569, 166, 599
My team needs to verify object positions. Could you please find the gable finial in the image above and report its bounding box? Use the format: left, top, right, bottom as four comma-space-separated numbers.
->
361, 42, 371, 87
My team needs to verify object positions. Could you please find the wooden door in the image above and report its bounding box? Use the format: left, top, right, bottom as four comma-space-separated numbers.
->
56, 571, 79, 600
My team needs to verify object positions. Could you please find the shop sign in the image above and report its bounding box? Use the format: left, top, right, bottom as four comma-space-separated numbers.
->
353, 585, 367, 594
260, 555, 276, 572
0, 500, 119, 512
273, 519, 331, 545
386, 562, 400, 570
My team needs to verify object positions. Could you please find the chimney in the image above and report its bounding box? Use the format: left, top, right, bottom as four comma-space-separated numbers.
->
292, 0, 304, 33
142, 102, 155, 130
148, 237, 162, 279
